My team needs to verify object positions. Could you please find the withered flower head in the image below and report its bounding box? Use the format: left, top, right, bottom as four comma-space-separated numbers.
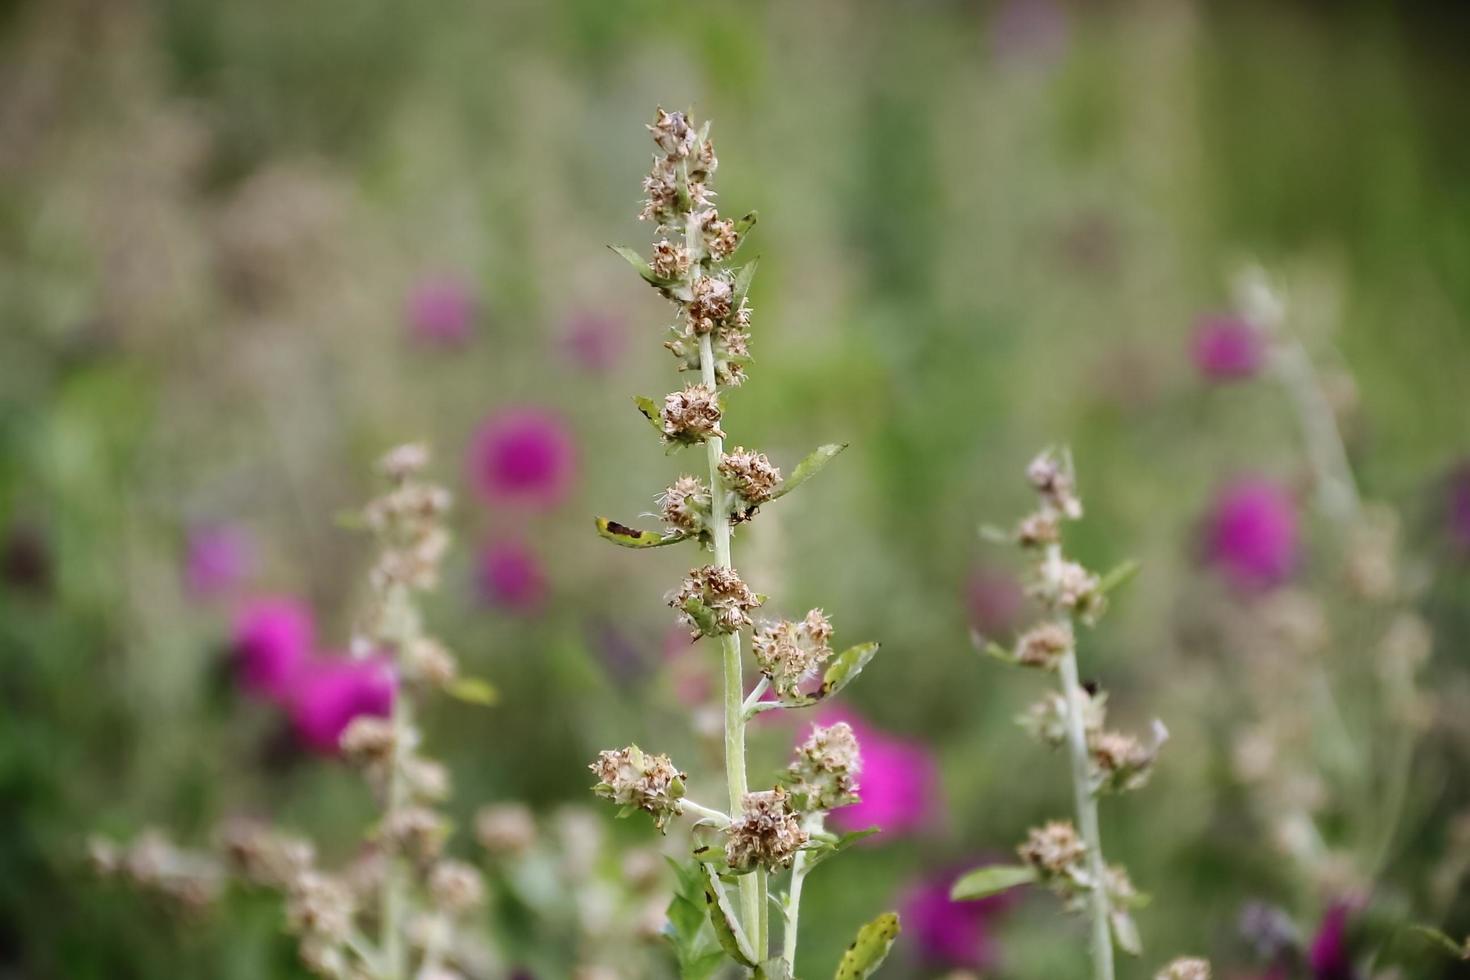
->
285, 871, 354, 942
651, 239, 691, 282
720, 447, 783, 507
1155, 958, 1211, 980
786, 722, 862, 811
428, 859, 484, 914
1018, 820, 1087, 877
670, 564, 763, 637
659, 475, 712, 536
752, 609, 833, 698
1015, 620, 1073, 670
590, 745, 686, 832
688, 275, 734, 335
699, 209, 740, 259
648, 107, 697, 159
725, 786, 809, 872
1026, 449, 1083, 520
660, 383, 724, 445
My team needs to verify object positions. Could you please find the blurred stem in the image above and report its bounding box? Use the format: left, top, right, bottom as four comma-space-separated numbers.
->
699, 328, 764, 960
1270, 340, 1359, 524
380, 584, 416, 980
782, 813, 823, 967
1055, 605, 1114, 980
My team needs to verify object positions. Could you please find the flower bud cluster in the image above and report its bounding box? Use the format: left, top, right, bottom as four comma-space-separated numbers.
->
752, 608, 834, 699
641, 108, 716, 225
364, 443, 453, 594
89, 830, 224, 910
1019, 688, 1106, 747
1013, 619, 1073, 671
659, 475, 712, 536
218, 818, 316, 888
670, 564, 763, 637
720, 447, 783, 518
1155, 958, 1212, 980
1018, 820, 1088, 883
589, 745, 687, 832
785, 721, 862, 811
660, 383, 725, 445
725, 786, 809, 872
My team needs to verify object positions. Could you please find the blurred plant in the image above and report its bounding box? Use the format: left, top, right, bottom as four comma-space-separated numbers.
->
407, 275, 478, 347
588, 107, 897, 979
95, 445, 502, 979
957, 450, 1170, 980
183, 523, 256, 599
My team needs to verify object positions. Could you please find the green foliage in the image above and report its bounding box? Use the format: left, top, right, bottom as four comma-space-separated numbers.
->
594, 517, 689, 549
662, 859, 726, 980
832, 912, 901, 979
769, 444, 848, 502
950, 864, 1038, 901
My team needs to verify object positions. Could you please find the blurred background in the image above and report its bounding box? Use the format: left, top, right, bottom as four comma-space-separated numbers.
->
3, 0, 1470, 977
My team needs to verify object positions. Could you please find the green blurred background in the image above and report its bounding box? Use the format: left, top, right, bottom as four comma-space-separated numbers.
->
3, 0, 1469, 976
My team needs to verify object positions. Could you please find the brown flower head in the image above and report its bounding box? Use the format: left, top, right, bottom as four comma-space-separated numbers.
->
752, 609, 834, 698
786, 721, 862, 811
725, 787, 809, 872
670, 564, 763, 637
659, 475, 712, 536
1155, 958, 1211, 980
1014, 620, 1073, 670
1018, 820, 1087, 878
590, 745, 687, 832
651, 239, 691, 282
660, 383, 724, 445
720, 447, 783, 509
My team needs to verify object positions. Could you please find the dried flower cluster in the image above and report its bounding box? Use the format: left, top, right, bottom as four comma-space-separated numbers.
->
591, 108, 892, 976
1154, 957, 1212, 980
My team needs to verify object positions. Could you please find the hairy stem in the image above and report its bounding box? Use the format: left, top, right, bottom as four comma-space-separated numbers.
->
379, 583, 416, 980
782, 814, 823, 967
1057, 633, 1113, 980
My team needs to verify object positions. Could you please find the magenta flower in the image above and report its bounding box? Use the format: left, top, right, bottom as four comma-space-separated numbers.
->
406, 275, 476, 346
1192, 313, 1266, 382
231, 596, 314, 701
1447, 460, 1470, 557
900, 867, 1011, 971
561, 310, 627, 373
1309, 903, 1354, 980
184, 523, 255, 599
823, 711, 940, 839
1204, 478, 1300, 590
288, 656, 397, 753
476, 538, 548, 613
467, 408, 576, 510
965, 567, 1025, 640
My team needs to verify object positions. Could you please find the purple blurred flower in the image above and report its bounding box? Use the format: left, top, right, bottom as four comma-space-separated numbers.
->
231, 596, 314, 701
561, 310, 627, 373
288, 656, 397, 754
965, 567, 1025, 640
1205, 478, 1299, 590
1192, 314, 1266, 382
1447, 460, 1470, 557
407, 275, 476, 346
824, 711, 940, 839
1309, 903, 1355, 980
476, 538, 548, 613
901, 867, 1010, 971
184, 524, 255, 599
467, 408, 576, 510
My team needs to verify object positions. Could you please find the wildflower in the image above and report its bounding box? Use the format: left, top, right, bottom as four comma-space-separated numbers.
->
725, 787, 808, 872
1090, 728, 1160, 793
589, 745, 686, 832
406, 275, 476, 346
232, 596, 314, 702
660, 383, 724, 445
287, 656, 397, 754
753, 610, 833, 698
428, 860, 484, 914
901, 867, 1010, 971
647, 107, 697, 159
475, 803, 538, 857
1018, 820, 1087, 878
1204, 478, 1299, 590
1191, 313, 1264, 382
826, 712, 939, 838
687, 275, 734, 334
669, 564, 762, 637
1309, 903, 1354, 980
467, 408, 577, 510
1155, 957, 1212, 980
786, 721, 862, 811
719, 447, 782, 509
184, 524, 254, 599
401, 636, 458, 687
659, 475, 712, 536
1013, 620, 1073, 670
476, 538, 549, 613
1033, 558, 1104, 621
698, 210, 740, 259
1015, 510, 1061, 548
1026, 450, 1082, 520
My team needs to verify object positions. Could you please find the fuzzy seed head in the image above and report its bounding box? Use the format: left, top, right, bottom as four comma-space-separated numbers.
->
720, 447, 783, 506
651, 239, 691, 281
725, 787, 809, 872
670, 564, 763, 637
787, 722, 862, 811
1015, 620, 1073, 670
590, 745, 686, 832
699, 209, 740, 259
688, 275, 734, 334
752, 609, 833, 698
381, 806, 447, 860
659, 475, 712, 536
660, 383, 724, 445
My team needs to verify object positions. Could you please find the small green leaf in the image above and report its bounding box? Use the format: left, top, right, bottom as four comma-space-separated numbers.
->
633, 395, 665, 434
595, 517, 689, 549
950, 864, 1037, 901
770, 443, 848, 501
680, 597, 720, 636
818, 642, 880, 699
973, 631, 1017, 664
833, 912, 901, 979
663, 858, 725, 979
1097, 559, 1141, 596
732, 256, 759, 306
1404, 925, 1469, 959
701, 863, 756, 967
803, 828, 880, 874
1109, 908, 1143, 956
444, 677, 498, 706
610, 244, 675, 288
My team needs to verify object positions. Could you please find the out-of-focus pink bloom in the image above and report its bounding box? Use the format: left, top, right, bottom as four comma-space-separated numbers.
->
231, 596, 314, 701
467, 408, 576, 510
1205, 479, 1299, 590
288, 656, 397, 753
407, 275, 476, 346
965, 567, 1025, 640
561, 310, 627, 373
1192, 314, 1266, 382
901, 866, 1012, 971
1309, 903, 1354, 980
476, 538, 548, 613
823, 711, 940, 839
185, 524, 255, 599
1447, 461, 1470, 557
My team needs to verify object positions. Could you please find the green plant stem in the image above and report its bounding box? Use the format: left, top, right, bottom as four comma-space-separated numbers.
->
1271, 340, 1360, 524
699, 329, 765, 961
782, 814, 823, 967
380, 694, 412, 980
1058, 638, 1114, 980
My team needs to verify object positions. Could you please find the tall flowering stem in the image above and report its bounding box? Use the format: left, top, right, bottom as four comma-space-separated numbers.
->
592, 108, 897, 978
955, 451, 1163, 980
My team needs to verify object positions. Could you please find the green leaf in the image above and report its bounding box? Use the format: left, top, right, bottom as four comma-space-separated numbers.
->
818, 642, 880, 699
1109, 908, 1143, 956
732, 256, 759, 306
770, 443, 848, 501
444, 677, 498, 706
833, 912, 901, 979
803, 828, 880, 874
1403, 925, 1469, 959
610, 244, 676, 288
663, 859, 725, 980
1097, 559, 1141, 596
949, 864, 1037, 901
594, 517, 689, 549
973, 631, 1017, 664
701, 863, 756, 967
633, 395, 665, 434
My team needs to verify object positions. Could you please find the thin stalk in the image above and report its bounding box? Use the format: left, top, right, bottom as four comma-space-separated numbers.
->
380, 696, 412, 980
782, 814, 823, 966
1270, 341, 1360, 524
1057, 635, 1114, 980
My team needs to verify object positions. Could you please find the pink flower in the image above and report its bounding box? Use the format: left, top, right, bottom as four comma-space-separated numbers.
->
184, 523, 255, 599
1192, 314, 1266, 382
561, 310, 627, 373
1205, 478, 1299, 590
1447, 460, 1470, 557
823, 710, 940, 839
467, 408, 576, 510
231, 596, 314, 701
406, 275, 476, 346
900, 866, 1011, 971
288, 656, 397, 753
1309, 903, 1354, 980
476, 538, 548, 613
965, 567, 1025, 640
